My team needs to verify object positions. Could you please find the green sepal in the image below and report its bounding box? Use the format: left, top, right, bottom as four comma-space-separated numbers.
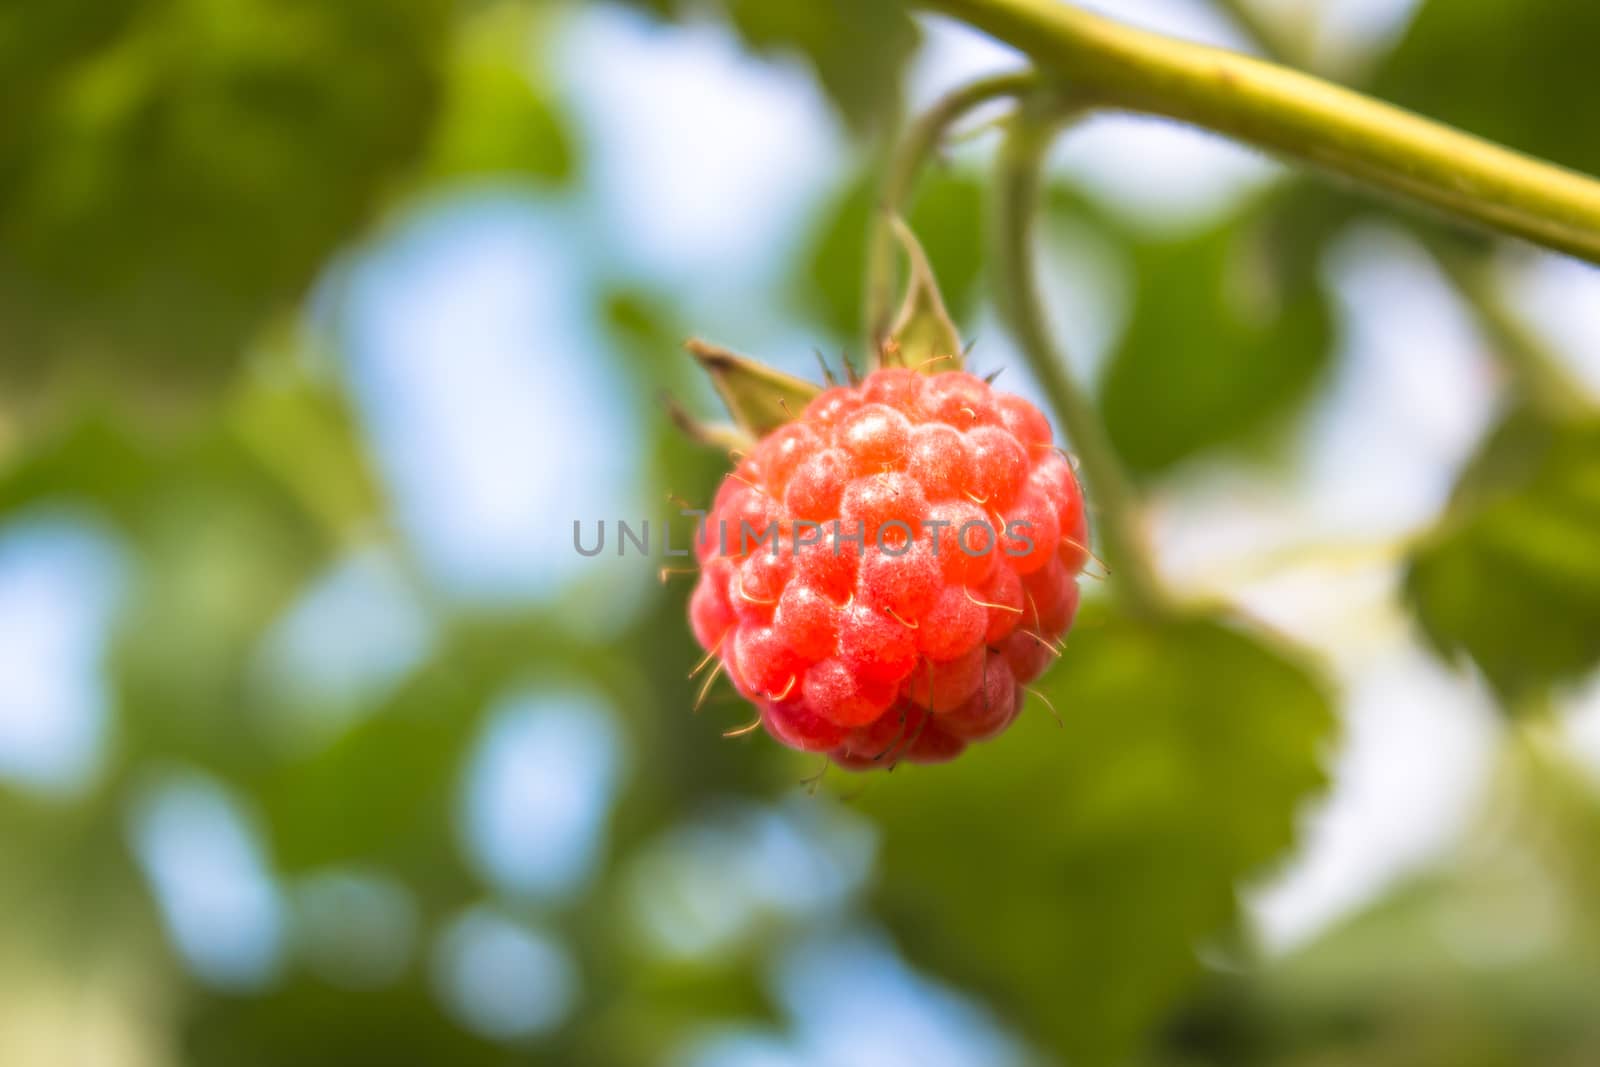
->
882, 217, 964, 375
685, 338, 821, 438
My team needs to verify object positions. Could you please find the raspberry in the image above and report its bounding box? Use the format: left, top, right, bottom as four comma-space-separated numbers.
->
839, 404, 913, 473
689, 368, 1088, 770
785, 448, 853, 520
900, 643, 987, 713
773, 583, 841, 662
907, 423, 972, 498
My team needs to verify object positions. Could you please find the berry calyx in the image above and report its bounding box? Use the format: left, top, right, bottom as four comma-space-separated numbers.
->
689, 367, 1089, 770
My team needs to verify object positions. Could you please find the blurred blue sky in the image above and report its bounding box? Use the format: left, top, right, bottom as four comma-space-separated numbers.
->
681, 925, 1035, 1067
333, 195, 643, 611
459, 683, 626, 900
127, 769, 287, 990
432, 904, 580, 1041
250, 547, 436, 751
626, 794, 876, 961
0, 509, 126, 793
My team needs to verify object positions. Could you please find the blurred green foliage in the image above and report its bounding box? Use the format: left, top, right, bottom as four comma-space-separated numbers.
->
624, 0, 918, 133
1154, 737, 1600, 1067
801, 166, 985, 343
0, 0, 450, 401
1375, 0, 1600, 177
0, 0, 1598, 1065
423, 5, 574, 184
866, 605, 1334, 1065
1406, 407, 1600, 711
1096, 189, 1341, 476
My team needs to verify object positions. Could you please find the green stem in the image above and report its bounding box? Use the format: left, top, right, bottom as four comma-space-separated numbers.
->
917, 0, 1600, 266
991, 97, 1171, 618
865, 71, 1040, 346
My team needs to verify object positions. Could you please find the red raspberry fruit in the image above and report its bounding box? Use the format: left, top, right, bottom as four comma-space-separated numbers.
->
689, 368, 1088, 770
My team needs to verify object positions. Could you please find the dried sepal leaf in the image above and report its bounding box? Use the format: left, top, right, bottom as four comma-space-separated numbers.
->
662, 391, 756, 455
686, 338, 821, 437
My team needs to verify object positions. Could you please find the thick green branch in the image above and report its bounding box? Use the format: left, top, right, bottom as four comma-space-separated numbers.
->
991, 99, 1171, 618
918, 0, 1600, 266
1207, 0, 1596, 413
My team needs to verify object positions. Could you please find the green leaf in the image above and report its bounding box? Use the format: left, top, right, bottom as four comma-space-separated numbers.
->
860, 604, 1334, 1065
1374, 0, 1600, 179
723, 0, 916, 134
799, 167, 984, 343
686, 339, 821, 438
421, 4, 574, 184
0, 0, 450, 400
1097, 192, 1339, 477
884, 218, 965, 373
184, 977, 534, 1067
1405, 407, 1600, 710
229, 357, 385, 541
